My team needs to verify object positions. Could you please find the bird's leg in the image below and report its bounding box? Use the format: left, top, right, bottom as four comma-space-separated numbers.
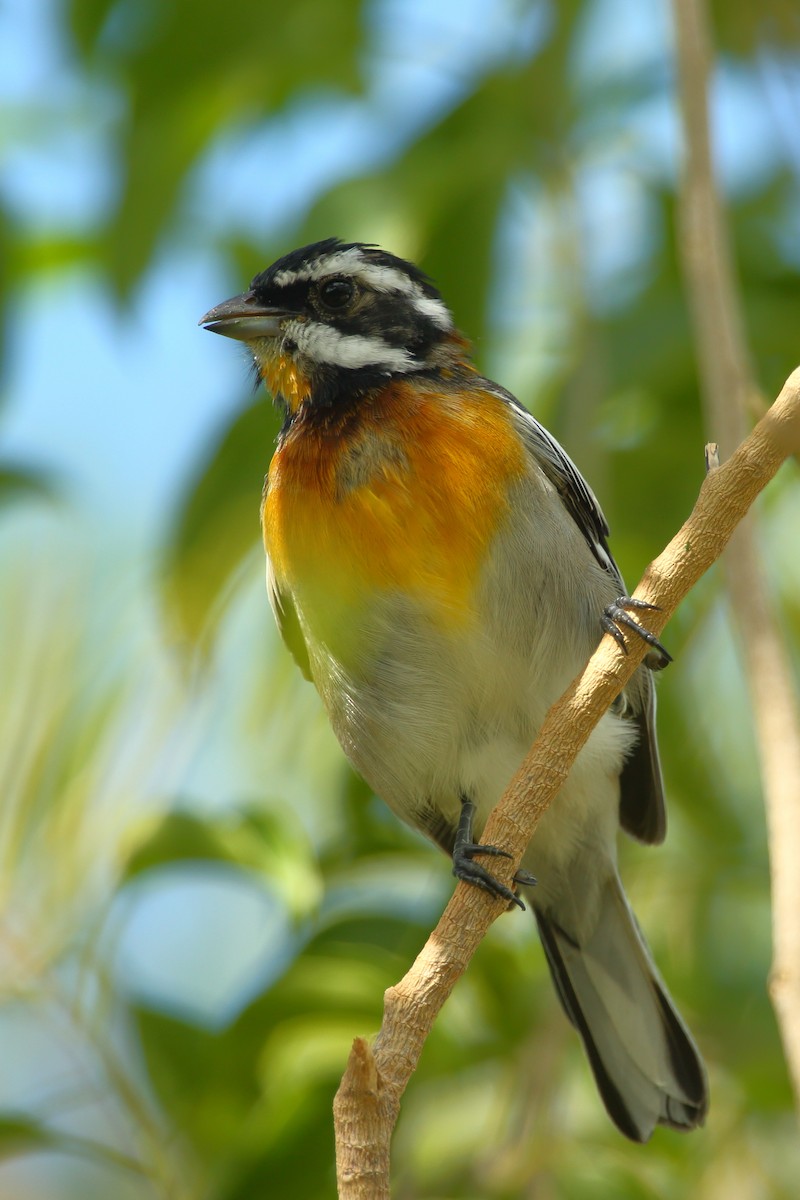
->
452, 795, 536, 911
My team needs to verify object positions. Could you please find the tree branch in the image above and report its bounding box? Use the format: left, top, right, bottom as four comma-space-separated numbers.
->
671, 0, 800, 1110
334, 370, 800, 1198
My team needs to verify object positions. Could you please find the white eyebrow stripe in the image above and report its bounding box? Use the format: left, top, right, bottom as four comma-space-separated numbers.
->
291, 321, 420, 371
273, 251, 454, 331
410, 292, 453, 330
273, 249, 378, 286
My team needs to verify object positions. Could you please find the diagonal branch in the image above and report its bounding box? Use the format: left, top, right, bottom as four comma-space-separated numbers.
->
334, 370, 800, 1198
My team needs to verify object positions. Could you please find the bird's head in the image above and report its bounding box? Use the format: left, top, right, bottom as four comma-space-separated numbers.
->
199, 239, 462, 416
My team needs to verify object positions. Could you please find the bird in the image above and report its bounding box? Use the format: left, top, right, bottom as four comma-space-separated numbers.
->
200, 237, 708, 1142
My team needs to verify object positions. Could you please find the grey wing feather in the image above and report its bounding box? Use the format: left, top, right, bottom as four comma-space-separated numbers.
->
489, 385, 667, 844
490, 384, 621, 581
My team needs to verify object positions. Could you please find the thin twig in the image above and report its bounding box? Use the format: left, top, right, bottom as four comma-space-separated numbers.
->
671, 0, 800, 1110
334, 371, 800, 1197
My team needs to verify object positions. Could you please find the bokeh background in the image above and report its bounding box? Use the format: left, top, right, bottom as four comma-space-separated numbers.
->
2, 0, 800, 1196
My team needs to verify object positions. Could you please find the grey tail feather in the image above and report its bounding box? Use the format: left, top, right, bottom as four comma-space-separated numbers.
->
534, 878, 708, 1142
619, 678, 666, 846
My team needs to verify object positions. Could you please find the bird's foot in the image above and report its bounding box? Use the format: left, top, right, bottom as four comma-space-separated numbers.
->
453, 798, 535, 911
601, 596, 672, 670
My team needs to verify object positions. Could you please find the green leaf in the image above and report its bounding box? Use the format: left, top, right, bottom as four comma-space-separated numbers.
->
211, 1089, 336, 1200
134, 1006, 263, 1162
0, 1113, 55, 1158
0, 463, 58, 506
121, 805, 318, 909
711, 0, 800, 52
122, 810, 240, 880
67, 0, 119, 54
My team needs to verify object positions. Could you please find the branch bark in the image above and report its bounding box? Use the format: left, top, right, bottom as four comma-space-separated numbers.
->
334, 370, 800, 1198
671, 0, 800, 1110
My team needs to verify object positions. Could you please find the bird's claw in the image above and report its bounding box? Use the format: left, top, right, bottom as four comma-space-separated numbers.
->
453, 798, 535, 911
601, 596, 672, 670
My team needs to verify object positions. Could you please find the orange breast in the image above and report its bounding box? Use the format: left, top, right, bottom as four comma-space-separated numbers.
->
263, 383, 527, 663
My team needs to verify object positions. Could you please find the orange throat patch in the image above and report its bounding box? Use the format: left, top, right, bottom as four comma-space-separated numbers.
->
258, 349, 312, 415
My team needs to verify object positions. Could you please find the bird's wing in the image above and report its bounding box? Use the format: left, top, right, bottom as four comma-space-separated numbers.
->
495, 386, 621, 581
266, 555, 312, 681
492, 385, 666, 844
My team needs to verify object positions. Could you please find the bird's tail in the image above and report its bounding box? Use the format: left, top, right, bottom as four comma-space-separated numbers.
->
534, 873, 708, 1142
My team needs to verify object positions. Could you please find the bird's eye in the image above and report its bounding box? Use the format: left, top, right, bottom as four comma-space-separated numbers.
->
318, 277, 355, 310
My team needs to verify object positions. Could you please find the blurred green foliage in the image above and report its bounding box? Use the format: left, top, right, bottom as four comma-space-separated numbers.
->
1, 1, 800, 1198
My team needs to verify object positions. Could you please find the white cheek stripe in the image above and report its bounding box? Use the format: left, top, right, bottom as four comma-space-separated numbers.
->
273, 250, 453, 331
292, 321, 418, 371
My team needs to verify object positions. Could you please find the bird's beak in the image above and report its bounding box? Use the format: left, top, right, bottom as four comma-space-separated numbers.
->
198, 292, 292, 341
